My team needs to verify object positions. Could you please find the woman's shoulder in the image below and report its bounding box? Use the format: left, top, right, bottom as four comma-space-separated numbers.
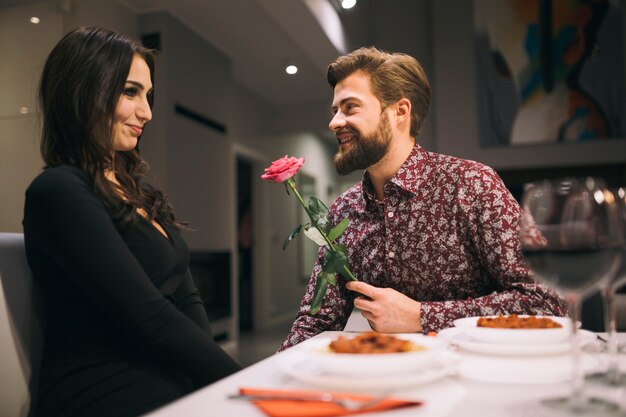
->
27, 165, 91, 199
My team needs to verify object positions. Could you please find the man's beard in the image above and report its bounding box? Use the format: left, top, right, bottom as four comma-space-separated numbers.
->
333, 111, 392, 176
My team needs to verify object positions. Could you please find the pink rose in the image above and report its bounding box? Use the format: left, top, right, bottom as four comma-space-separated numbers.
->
261, 155, 305, 183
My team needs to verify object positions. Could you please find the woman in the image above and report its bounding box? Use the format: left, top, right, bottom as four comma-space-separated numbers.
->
23, 27, 240, 417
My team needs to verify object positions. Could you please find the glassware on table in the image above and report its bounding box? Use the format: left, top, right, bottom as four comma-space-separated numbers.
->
586, 187, 626, 386
519, 177, 623, 414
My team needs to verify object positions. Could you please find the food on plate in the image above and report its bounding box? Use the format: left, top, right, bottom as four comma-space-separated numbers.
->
328, 332, 426, 354
476, 314, 563, 329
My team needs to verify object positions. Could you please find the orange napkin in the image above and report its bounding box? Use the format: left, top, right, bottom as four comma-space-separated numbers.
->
238, 387, 422, 417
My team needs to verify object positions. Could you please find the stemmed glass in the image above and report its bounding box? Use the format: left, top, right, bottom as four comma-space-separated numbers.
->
586, 187, 626, 386
519, 177, 623, 413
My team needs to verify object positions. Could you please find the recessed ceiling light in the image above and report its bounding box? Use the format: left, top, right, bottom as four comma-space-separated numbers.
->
285, 65, 298, 75
20, 107, 29, 114
341, 0, 357, 9
30, 16, 40, 24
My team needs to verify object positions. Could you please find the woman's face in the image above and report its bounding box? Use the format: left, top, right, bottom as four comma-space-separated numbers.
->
112, 55, 153, 151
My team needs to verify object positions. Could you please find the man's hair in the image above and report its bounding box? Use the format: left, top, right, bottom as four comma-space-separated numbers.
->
327, 47, 431, 138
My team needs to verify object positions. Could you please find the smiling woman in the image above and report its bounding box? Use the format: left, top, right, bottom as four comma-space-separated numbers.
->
23, 26, 240, 417
112, 56, 153, 152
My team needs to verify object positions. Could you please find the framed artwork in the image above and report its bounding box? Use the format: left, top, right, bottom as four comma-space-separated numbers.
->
474, 0, 626, 146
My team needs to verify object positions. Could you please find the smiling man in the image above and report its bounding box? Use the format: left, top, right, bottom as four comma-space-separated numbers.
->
279, 47, 567, 350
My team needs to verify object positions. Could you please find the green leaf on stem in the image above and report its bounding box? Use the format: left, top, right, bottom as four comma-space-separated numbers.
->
282, 224, 302, 250
303, 226, 327, 246
322, 248, 349, 274
328, 218, 349, 242
307, 196, 328, 223
314, 216, 330, 234
283, 181, 291, 195
310, 273, 330, 315
322, 271, 337, 286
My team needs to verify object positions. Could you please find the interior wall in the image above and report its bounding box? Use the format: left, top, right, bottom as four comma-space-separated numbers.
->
0, 2, 60, 233
368, 0, 436, 153
62, 0, 138, 35
230, 82, 273, 148
432, 0, 626, 170
142, 12, 235, 251
0, 0, 139, 234
229, 85, 274, 331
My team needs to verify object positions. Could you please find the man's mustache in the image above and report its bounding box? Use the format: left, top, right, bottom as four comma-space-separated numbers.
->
336, 127, 359, 138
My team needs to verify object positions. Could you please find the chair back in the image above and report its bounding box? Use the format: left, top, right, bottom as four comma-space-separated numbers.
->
0, 233, 43, 417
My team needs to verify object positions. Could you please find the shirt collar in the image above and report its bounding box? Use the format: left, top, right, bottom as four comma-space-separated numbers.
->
360, 143, 431, 210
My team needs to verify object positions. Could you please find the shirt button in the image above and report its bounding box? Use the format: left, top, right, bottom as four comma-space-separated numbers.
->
389, 251, 395, 258
388, 211, 394, 218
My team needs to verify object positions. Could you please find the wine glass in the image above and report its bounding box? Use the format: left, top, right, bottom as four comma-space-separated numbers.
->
519, 177, 623, 413
586, 187, 626, 386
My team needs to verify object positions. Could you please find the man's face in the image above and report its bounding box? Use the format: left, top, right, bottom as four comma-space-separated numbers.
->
329, 71, 392, 175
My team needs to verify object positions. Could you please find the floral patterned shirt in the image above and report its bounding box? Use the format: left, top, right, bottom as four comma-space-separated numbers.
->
280, 144, 566, 350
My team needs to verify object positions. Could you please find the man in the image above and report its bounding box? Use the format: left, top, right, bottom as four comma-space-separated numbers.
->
280, 47, 566, 350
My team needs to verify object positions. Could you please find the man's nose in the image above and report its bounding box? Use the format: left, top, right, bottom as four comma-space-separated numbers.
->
328, 112, 346, 132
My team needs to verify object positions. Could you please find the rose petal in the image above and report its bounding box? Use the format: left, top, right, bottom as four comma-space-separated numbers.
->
260, 155, 305, 183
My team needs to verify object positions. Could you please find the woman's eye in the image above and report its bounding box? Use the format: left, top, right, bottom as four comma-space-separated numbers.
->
124, 87, 138, 97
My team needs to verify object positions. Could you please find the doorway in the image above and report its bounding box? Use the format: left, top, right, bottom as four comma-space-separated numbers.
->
236, 157, 254, 331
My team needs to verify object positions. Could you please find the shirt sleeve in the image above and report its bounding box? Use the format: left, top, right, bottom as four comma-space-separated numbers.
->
278, 208, 355, 351
23, 168, 240, 386
419, 166, 567, 332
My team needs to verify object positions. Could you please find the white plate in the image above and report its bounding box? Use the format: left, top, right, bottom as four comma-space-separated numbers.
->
276, 349, 458, 392
453, 316, 571, 345
305, 334, 446, 376
454, 349, 599, 384
439, 326, 596, 356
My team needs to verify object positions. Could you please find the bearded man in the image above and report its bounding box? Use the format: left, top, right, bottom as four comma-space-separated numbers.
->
280, 47, 566, 350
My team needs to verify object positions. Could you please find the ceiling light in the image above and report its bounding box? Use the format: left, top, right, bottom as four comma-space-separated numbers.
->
341, 0, 356, 9
285, 65, 298, 75
30, 16, 40, 24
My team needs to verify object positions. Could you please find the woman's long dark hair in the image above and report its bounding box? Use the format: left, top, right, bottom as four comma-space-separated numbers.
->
39, 26, 181, 231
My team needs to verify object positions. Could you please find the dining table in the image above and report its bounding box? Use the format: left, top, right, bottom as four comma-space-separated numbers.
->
145, 316, 626, 417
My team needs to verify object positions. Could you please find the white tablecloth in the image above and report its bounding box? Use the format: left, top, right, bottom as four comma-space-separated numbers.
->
149, 324, 626, 417
145, 329, 626, 417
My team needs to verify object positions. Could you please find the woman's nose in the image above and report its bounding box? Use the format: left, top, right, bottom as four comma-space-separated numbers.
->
138, 98, 152, 122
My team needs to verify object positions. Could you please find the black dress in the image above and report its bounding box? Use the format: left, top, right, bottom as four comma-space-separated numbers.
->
23, 166, 240, 417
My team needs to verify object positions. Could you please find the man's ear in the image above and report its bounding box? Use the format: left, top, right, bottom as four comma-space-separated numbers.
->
393, 98, 412, 128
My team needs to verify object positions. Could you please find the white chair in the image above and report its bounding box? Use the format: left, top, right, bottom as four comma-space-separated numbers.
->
0, 233, 43, 417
